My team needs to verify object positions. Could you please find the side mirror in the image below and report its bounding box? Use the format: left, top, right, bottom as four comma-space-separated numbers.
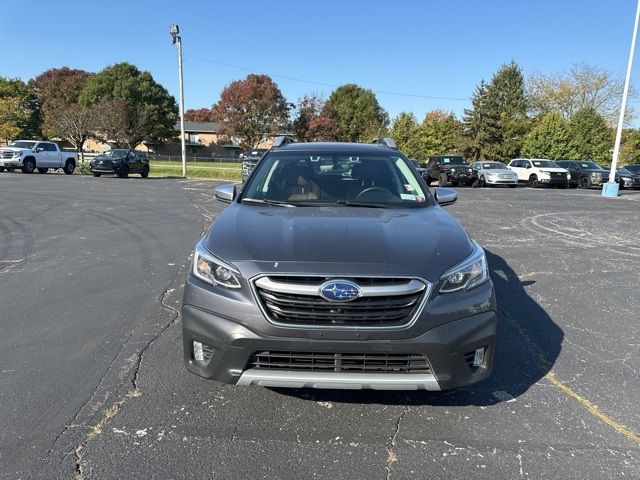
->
214, 184, 237, 203
36, 147, 44, 153
434, 187, 457, 206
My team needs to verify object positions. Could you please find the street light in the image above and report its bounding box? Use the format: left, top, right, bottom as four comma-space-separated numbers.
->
170, 24, 187, 178
603, 0, 640, 197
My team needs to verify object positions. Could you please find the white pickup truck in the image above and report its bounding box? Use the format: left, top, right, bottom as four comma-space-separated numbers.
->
0, 140, 78, 174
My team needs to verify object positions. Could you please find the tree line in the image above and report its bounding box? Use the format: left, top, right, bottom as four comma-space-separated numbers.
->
2, 60, 640, 164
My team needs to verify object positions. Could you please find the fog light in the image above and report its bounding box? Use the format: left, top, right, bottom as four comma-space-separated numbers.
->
193, 341, 205, 361
473, 347, 486, 367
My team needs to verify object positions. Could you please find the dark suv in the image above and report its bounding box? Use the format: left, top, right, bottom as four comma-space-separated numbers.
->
427, 155, 474, 186
90, 149, 150, 178
556, 160, 615, 189
181, 137, 496, 391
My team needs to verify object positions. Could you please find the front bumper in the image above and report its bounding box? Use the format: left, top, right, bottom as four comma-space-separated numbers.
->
0, 159, 20, 167
539, 176, 568, 185
182, 302, 497, 391
485, 176, 517, 185
90, 163, 121, 174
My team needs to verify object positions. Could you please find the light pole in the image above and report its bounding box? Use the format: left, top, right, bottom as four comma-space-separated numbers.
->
170, 24, 187, 178
603, 0, 640, 197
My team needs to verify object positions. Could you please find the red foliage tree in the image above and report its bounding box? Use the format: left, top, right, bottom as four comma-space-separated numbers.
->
184, 108, 213, 122
212, 74, 289, 150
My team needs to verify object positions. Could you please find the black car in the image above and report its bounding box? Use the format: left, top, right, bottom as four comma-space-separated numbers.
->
556, 160, 615, 188
617, 168, 640, 189
242, 149, 268, 182
426, 155, 474, 186
409, 158, 429, 181
90, 149, 149, 178
622, 164, 640, 174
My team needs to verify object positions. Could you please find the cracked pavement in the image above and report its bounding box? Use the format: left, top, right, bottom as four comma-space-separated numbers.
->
0, 174, 638, 479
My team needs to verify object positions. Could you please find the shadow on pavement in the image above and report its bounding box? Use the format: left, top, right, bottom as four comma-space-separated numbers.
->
272, 249, 564, 407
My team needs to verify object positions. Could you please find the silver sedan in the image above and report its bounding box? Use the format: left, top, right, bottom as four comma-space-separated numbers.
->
470, 161, 518, 187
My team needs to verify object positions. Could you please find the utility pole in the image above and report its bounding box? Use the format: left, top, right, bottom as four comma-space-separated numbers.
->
170, 24, 187, 178
603, 0, 640, 197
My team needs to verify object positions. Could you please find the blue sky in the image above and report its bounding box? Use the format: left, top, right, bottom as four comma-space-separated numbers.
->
2, 0, 639, 121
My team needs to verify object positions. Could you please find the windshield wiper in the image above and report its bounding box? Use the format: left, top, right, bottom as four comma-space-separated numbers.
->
241, 198, 296, 207
334, 201, 389, 208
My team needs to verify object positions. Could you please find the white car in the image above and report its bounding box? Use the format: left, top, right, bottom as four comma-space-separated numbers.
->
470, 161, 518, 187
507, 158, 570, 188
0, 140, 77, 174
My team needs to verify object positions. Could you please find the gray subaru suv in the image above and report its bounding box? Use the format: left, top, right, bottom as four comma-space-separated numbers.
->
182, 137, 496, 391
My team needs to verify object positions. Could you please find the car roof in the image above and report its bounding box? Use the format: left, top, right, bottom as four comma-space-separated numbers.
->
275, 142, 402, 153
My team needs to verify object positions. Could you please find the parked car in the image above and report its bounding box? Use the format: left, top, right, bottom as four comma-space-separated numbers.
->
555, 160, 615, 189
182, 137, 496, 391
426, 155, 474, 186
0, 140, 77, 174
507, 158, 570, 188
617, 168, 640, 189
621, 164, 640, 174
90, 149, 150, 178
470, 161, 518, 187
242, 149, 268, 182
409, 158, 429, 181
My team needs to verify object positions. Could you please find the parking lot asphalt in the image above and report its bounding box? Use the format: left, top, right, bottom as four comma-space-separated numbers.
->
1, 173, 638, 479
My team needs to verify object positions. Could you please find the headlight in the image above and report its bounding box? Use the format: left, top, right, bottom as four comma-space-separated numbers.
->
13, 151, 22, 157
450, 168, 456, 173
192, 240, 241, 289
439, 242, 489, 293
566, 172, 571, 179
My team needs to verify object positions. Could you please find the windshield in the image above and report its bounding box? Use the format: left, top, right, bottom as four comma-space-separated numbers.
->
481, 163, 508, 170
618, 168, 632, 175
103, 149, 128, 158
8, 141, 36, 149
241, 151, 430, 207
439, 156, 466, 165
532, 160, 560, 168
577, 161, 602, 169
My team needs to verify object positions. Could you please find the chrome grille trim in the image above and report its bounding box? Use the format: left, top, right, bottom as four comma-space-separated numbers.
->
254, 276, 425, 297
251, 274, 431, 330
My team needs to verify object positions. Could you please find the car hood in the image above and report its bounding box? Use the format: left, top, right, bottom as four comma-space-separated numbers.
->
1, 147, 28, 153
93, 155, 123, 162
204, 203, 473, 279
618, 171, 640, 178
539, 168, 568, 173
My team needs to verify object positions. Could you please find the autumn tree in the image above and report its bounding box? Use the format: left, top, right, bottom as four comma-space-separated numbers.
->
567, 107, 612, 164
527, 63, 634, 125
522, 111, 570, 159
292, 94, 340, 141
212, 74, 289, 150
0, 77, 41, 142
80, 63, 178, 147
185, 108, 213, 122
30, 67, 93, 156
326, 84, 388, 142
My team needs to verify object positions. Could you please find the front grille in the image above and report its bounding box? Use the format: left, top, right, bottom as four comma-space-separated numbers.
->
1, 151, 15, 159
254, 276, 427, 327
249, 351, 431, 373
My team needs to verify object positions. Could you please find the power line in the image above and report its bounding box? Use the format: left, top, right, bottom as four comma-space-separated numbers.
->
186, 54, 470, 102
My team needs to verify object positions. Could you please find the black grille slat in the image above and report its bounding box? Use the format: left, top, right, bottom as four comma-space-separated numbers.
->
255, 276, 425, 326
250, 351, 431, 374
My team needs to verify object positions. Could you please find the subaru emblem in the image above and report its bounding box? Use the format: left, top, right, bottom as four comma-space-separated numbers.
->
319, 280, 362, 302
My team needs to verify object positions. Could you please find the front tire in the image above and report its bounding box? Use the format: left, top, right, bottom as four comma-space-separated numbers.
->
479, 175, 486, 187
528, 174, 539, 188
22, 158, 35, 174
37, 168, 48, 174
117, 166, 129, 178
140, 165, 149, 178
578, 176, 591, 189
92, 172, 101, 177
438, 172, 448, 187
63, 160, 75, 175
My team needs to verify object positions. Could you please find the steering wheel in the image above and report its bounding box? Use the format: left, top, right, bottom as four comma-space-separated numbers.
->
354, 186, 392, 201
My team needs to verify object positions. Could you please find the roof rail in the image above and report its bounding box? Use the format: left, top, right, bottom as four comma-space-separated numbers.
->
272, 135, 296, 148
371, 136, 398, 149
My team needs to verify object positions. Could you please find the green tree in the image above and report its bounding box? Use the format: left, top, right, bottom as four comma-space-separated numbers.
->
390, 112, 420, 159
567, 107, 612, 164
0, 77, 41, 142
619, 129, 640, 165
522, 111, 570, 159
462, 81, 501, 161
485, 61, 529, 160
326, 84, 388, 142
415, 110, 463, 159
212, 74, 289, 150
80, 63, 178, 147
